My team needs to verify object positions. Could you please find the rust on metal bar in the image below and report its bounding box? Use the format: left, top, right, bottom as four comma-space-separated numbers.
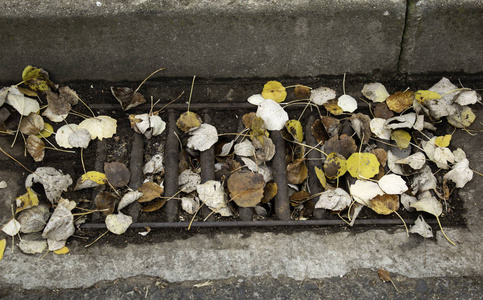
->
271, 130, 291, 220
163, 110, 181, 222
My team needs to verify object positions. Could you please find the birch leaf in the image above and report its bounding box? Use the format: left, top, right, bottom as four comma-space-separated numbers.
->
118, 191, 143, 211
78, 116, 117, 141
196, 180, 232, 217
314, 167, 327, 189
349, 180, 384, 207
256, 99, 289, 131
181, 197, 200, 214
2, 218, 21, 236
55, 124, 78, 148
68, 128, 91, 148
111, 87, 146, 111
22, 66, 54, 92
411, 197, 442, 217
391, 129, 411, 149
361, 83, 389, 103
323, 152, 347, 180
370, 194, 399, 215
19, 113, 44, 135
435, 135, 452, 148
106, 213, 132, 235
25, 167, 73, 204
378, 174, 408, 195
6, 86, 40, 116
386, 91, 414, 113
0, 239, 5, 261
346, 152, 380, 179
337, 95, 357, 112
315, 188, 351, 211
310, 87, 336, 105
15, 187, 39, 213
187, 123, 218, 152
261, 81, 286, 103
414, 90, 441, 105
177, 111, 202, 132
443, 158, 473, 188
285, 120, 303, 142
409, 215, 434, 238
227, 172, 265, 207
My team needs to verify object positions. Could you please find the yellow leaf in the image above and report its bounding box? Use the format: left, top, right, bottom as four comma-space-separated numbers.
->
447, 106, 476, 128
414, 90, 440, 105
0, 239, 5, 261
15, 187, 39, 213
314, 167, 327, 189
176, 111, 202, 132
35, 123, 54, 139
285, 120, 303, 142
386, 91, 414, 113
22, 66, 54, 93
370, 194, 399, 215
323, 152, 347, 180
435, 135, 452, 148
54, 246, 70, 254
261, 81, 287, 103
323, 100, 344, 115
81, 171, 107, 184
347, 152, 380, 179
390, 129, 411, 149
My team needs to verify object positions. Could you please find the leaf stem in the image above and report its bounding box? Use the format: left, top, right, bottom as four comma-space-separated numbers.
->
394, 211, 409, 237
187, 76, 196, 112
436, 216, 456, 246
0, 146, 35, 174
134, 67, 166, 93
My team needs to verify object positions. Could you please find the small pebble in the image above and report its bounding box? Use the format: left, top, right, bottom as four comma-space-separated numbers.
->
0, 181, 7, 189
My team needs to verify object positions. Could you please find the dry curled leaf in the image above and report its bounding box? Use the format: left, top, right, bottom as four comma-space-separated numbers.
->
287, 158, 308, 185
324, 134, 357, 159
409, 214, 434, 238
137, 182, 164, 203
227, 172, 265, 207
26, 135, 45, 162
141, 199, 167, 212
25, 167, 73, 204
310, 119, 330, 144
386, 91, 414, 113
15, 187, 39, 213
111, 87, 146, 111
94, 191, 118, 215
78, 116, 117, 141
196, 180, 232, 216
323, 152, 347, 180
350, 113, 371, 144
20, 113, 44, 135
187, 123, 219, 152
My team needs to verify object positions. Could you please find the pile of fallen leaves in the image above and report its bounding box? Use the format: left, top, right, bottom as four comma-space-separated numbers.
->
0, 66, 481, 259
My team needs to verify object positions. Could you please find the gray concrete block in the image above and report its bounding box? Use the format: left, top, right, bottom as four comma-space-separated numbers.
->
400, 0, 483, 74
0, 0, 406, 81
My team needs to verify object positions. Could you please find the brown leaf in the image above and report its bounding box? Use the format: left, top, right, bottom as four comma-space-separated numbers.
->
111, 87, 146, 111
370, 194, 400, 215
320, 116, 341, 137
95, 191, 118, 215
176, 111, 202, 132
141, 199, 167, 212
45, 87, 78, 116
289, 191, 310, 207
137, 182, 164, 203
262, 182, 278, 204
287, 158, 308, 184
374, 102, 394, 119
378, 268, 392, 282
323, 100, 343, 115
350, 113, 371, 145
104, 162, 130, 188
323, 152, 347, 180
227, 171, 265, 207
371, 148, 388, 167
20, 113, 44, 135
310, 119, 330, 144
294, 84, 311, 99
386, 91, 414, 113
324, 134, 357, 159
26, 135, 45, 162
252, 135, 275, 162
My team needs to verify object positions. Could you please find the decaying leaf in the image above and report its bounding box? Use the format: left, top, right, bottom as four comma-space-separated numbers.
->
75, 171, 107, 190
310, 119, 330, 144
187, 123, 219, 152
349, 180, 384, 207
240, 157, 273, 182
137, 182, 164, 203
285, 120, 303, 142
323, 100, 343, 115
323, 152, 347, 180
373, 102, 394, 119
104, 162, 130, 188
178, 169, 201, 193
378, 269, 399, 292
315, 188, 351, 211
410, 165, 437, 194
227, 172, 265, 207
384, 113, 416, 129
25, 167, 73, 204
409, 214, 434, 238
181, 196, 200, 214
370, 118, 391, 140
95, 191, 118, 215
447, 106, 476, 128
19, 113, 44, 135
256, 99, 289, 131
15, 187, 39, 213
287, 158, 308, 185
391, 129, 411, 149
141, 199, 167, 212
106, 213, 132, 235
361, 82, 389, 103
22, 66, 54, 92
289, 191, 310, 207
443, 158, 473, 188
68, 128, 91, 148
350, 113, 371, 144
42, 201, 75, 241
261, 81, 287, 103
294, 84, 311, 99
143, 154, 164, 175
2, 218, 21, 236
118, 191, 143, 211
44, 87, 78, 120
310, 86, 336, 105
386, 91, 414, 113
370, 194, 400, 215
323, 134, 357, 159
396, 152, 426, 170
111, 87, 146, 111
176, 111, 202, 132
196, 180, 232, 216
252, 135, 276, 163
262, 182, 278, 203
18, 204, 50, 233
347, 152, 380, 179
78, 116, 117, 141
55, 124, 77, 148
26, 135, 45, 162
18, 239, 47, 254
129, 113, 166, 138
337, 94, 357, 113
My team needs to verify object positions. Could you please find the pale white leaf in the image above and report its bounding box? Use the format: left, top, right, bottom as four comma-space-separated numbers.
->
106, 213, 132, 235
25, 167, 73, 204
378, 174, 408, 194
18, 239, 47, 254
118, 191, 143, 211
401, 193, 417, 212
181, 196, 200, 214
409, 215, 434, 238
310, 87, 336, 105
361, 82, 389, 103
149, 115, 166, 136
426, 78, 459, 119
443, 158, 473, 188
370, 118, 391, 140
187, 124, 218, 152
337, 95, 357, 113
42, 202, 75, 241
178, 169, 201, 193
234, 140, 256, 157
454, 90, 479, 106
410, 165, 437, 194
143, 154, 164, 175
411, 195, 442, 217
196, 180, 232, 217
453, 148, 467, 163
384, 113, 416, 129
78, 115, 117, 141
315, 188, 351, 211
68, 128, 91, 148
0, 181, 7, 189
247, 94, 266, 106
6, 86, 40, 116
47, 239, 66, 251
240, 157, 272, 182
219, 140, 235, 156
18, 204, 50, 233
55, 124, 78, 148
349, 180, 384, 207
256, 99, 289, 131
396, 152, 426, 170
2, 218, 21, 236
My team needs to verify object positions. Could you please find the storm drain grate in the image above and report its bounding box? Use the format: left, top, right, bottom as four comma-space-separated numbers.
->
80, 102, 437, 230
